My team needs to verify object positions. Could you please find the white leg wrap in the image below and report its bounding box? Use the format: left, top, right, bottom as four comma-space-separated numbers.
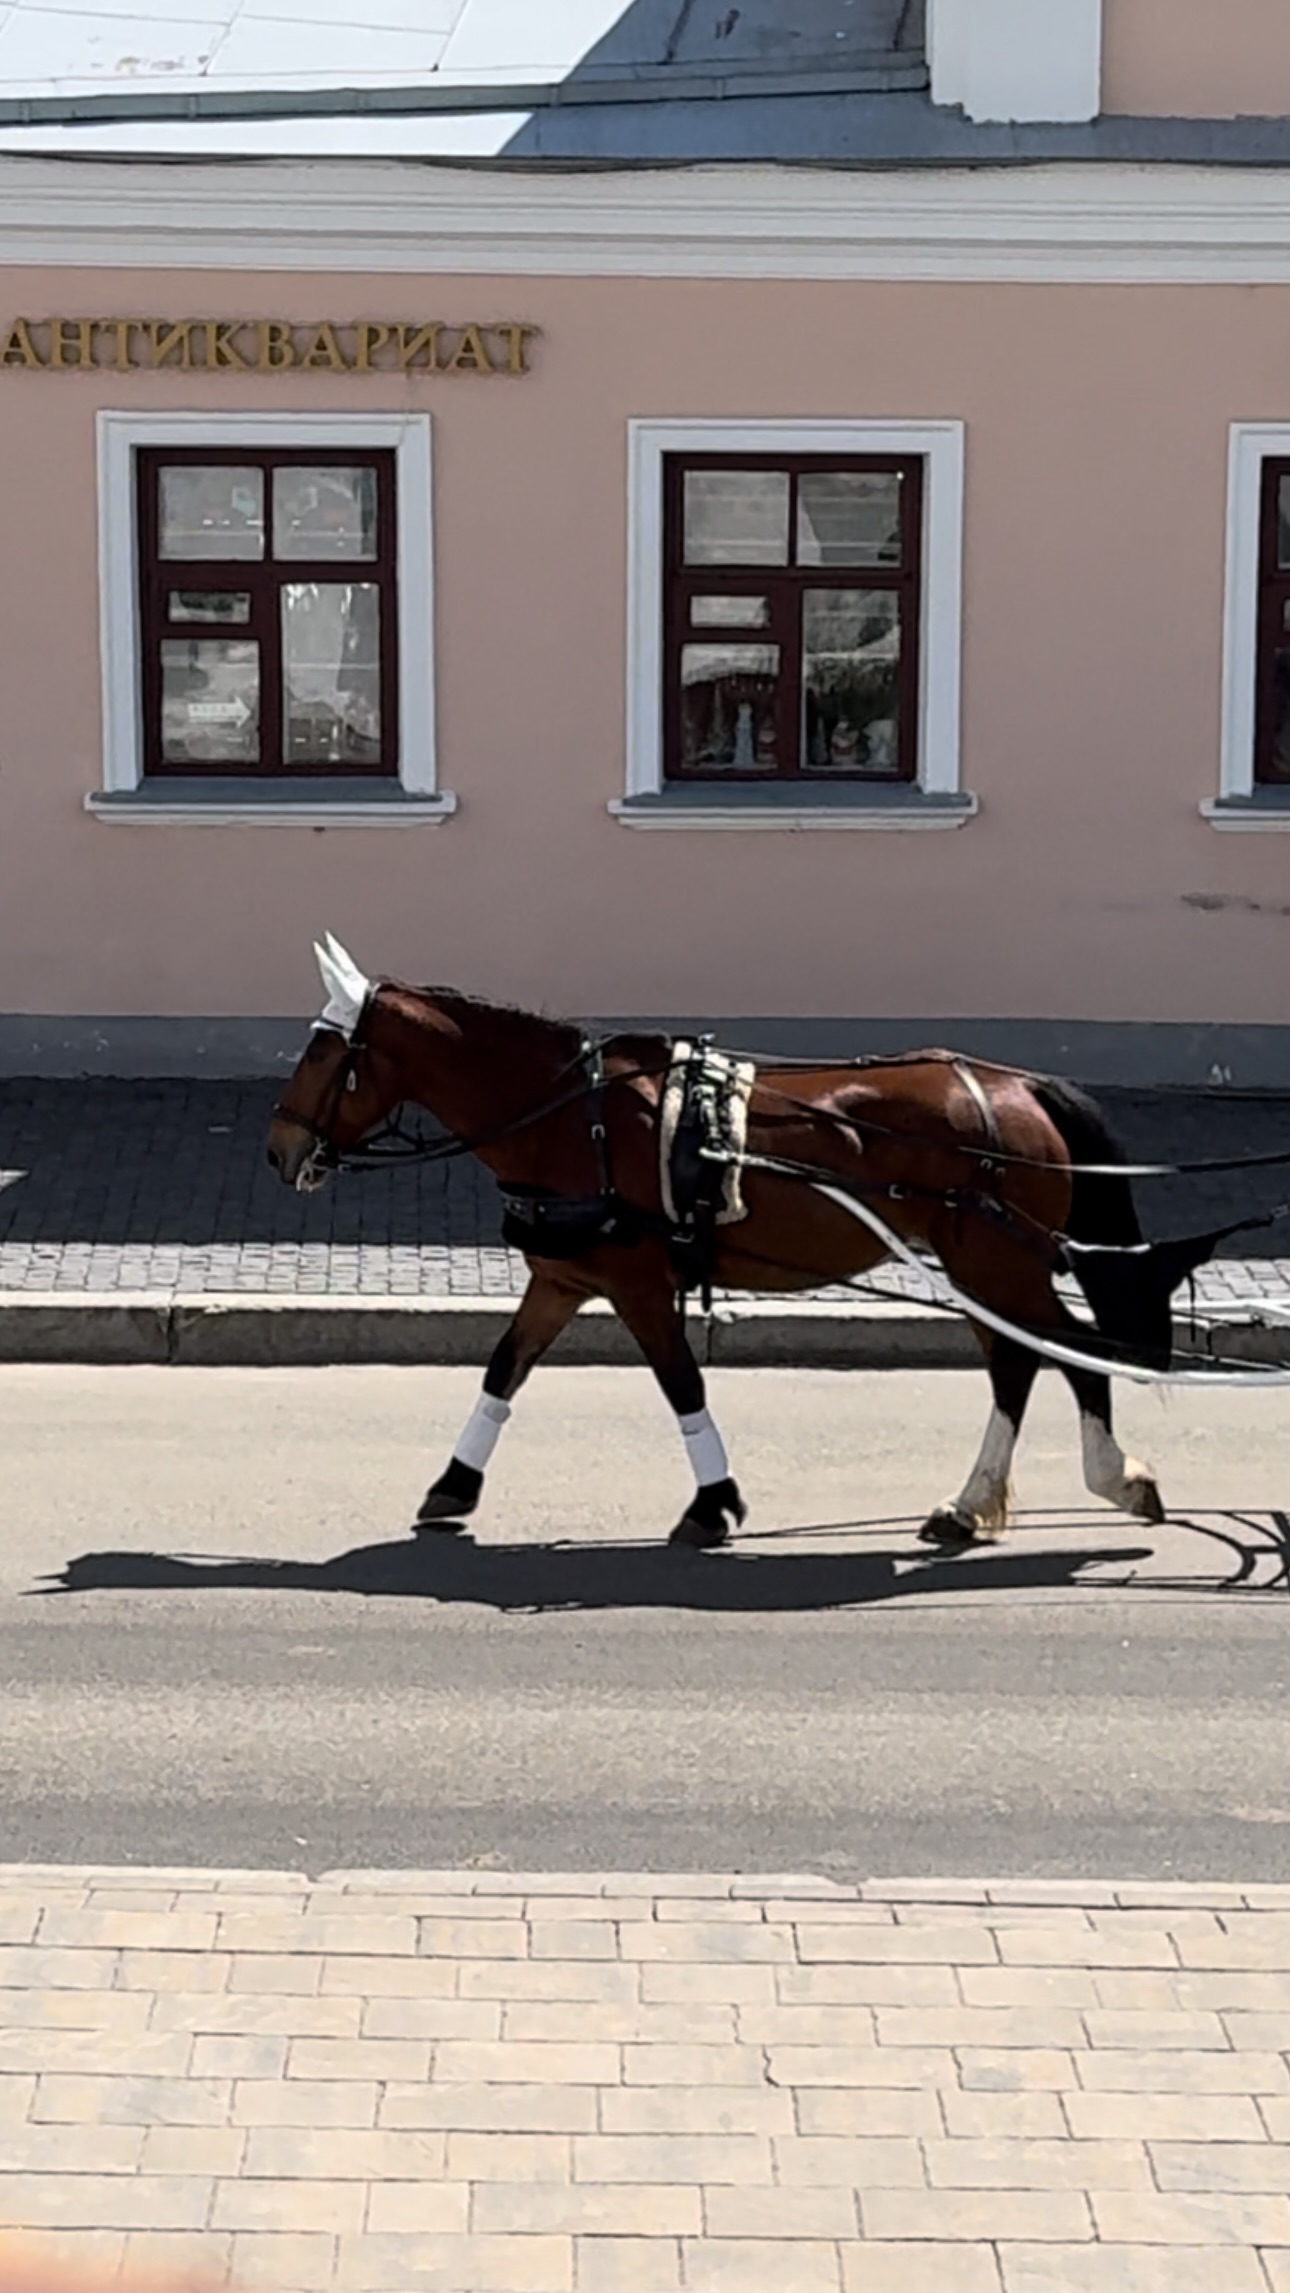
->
1080, 1410, 1130, 1503
679, 1407, 729, 1488
954, 1405, 1017, 1526
454, 1393, 512, 1473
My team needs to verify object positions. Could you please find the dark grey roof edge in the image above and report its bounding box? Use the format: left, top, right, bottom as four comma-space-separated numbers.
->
3, 88, 1290, 167
0, 58, 927, 130
499, 94, 1290, 165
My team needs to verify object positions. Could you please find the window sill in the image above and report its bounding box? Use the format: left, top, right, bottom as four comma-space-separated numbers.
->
609, 788, 978, 832
86, 781, 458, 829
1201, 795, 1290, 832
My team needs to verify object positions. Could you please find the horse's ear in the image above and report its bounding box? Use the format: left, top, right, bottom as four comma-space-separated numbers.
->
314, 933, 371, 1035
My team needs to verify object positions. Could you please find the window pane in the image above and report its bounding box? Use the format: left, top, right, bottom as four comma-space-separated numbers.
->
161, 638, 259, 764
1266, 601, 1290, 781
168, 590, 251, 625
680, 643, 781, 772
274, 466, 378, 562
683, 471, 789, 566
159, 467, 264, 561
1276, 476, 1290, 571
797, 472, 903, 569
690, 595, 771, 629
282, 582, 382, 767
802, 590, 901, 774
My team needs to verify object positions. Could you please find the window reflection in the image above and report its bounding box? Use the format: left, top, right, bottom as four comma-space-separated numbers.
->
282, 583, 381, 766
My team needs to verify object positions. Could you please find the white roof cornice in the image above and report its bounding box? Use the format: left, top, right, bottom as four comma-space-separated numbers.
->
2, 156, 1290, 284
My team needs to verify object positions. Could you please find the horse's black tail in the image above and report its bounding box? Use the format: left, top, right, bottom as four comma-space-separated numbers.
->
1029, 1075, 1224, 1372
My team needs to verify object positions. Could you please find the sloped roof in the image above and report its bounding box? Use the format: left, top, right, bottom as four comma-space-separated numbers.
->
0, 0, 924, 111
0, 0, 1286, 166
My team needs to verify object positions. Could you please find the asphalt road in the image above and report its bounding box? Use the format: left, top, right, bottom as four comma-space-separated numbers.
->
2, 1364, 1289, 1881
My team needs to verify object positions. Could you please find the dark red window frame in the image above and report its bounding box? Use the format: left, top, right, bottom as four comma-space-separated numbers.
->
136, 444, 399, 779
662, 451, 924, 785
1256, 457, 1290, 787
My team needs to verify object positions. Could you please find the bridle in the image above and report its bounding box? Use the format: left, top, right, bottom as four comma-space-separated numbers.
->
272, 992, 651, 1180
274, 986, 1290, 1206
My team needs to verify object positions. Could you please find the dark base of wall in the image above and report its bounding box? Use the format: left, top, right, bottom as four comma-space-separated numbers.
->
3, 1015, 1290, 1089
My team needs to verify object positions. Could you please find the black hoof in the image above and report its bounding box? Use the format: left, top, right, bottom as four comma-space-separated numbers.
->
1125, 1477, 1167, 1527
918, 1505, 978, 1547
415, 1459, 482, 1531
670, 1476, 747, 1550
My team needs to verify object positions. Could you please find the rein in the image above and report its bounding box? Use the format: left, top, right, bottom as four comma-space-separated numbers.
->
283, 1022, 1290, 1191
275, 1028, 663, 1179
749, 1070, 1290, 1183
726, 1146, 1287, 1374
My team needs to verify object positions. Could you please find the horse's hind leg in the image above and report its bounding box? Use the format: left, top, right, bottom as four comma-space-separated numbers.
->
608, 1264, 746, 1549
925, 1217, 1165, 1544
921, 1335, 1038, 1546
415, 1268, 584, 1530
1065, 1363, 1166, 1525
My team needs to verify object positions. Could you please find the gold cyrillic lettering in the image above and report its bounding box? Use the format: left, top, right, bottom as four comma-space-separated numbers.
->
205, 321, 251, 369
149, 321, 195, 370
99, 318, 143, 372
298, 321, 351, 371
353, 323, 391, 372
396, 323, 442, 373
49, 318, 95, 369
445, 323, 494, 374
0, 312, 539, 376
0, 319, 43, 369
497, 322, 540, 376
255, 321, 296, 371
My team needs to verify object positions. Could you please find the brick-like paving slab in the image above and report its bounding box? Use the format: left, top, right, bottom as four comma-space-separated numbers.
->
3, 1079, 1290, 1305
0, 1874, 1289, 2290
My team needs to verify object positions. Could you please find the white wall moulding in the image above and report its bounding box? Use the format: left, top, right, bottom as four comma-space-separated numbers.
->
928, 0, 1102, 123
608, 797, 978, 831
12, 160, 1290, 286
85, 794, 458, 827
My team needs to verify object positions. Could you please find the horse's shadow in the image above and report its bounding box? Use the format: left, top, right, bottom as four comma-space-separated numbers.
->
37, 1502, 1290, 1612
36, 1506, 1290, 1613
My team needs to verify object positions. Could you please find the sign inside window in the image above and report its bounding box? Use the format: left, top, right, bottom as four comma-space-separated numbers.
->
0, 318, 539, 376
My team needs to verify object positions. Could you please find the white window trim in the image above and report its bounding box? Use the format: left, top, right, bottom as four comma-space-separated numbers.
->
1205, 423, 1290, 832
89, 409, 453, 826
614, 417, 971, 831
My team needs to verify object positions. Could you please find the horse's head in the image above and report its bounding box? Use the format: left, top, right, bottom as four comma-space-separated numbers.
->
266, 933, 399, 1190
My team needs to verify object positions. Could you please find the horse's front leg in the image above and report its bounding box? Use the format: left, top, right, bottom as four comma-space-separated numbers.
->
608, 1260, 746, 1549
415, 1267, 585, 1531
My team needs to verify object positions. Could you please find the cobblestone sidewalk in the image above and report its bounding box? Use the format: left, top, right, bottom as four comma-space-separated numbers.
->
1, 1869, 1289, 2291
2, 1080, 1290, 1309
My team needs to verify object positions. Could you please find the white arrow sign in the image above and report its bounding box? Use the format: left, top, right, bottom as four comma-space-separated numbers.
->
189, 697, 252, 725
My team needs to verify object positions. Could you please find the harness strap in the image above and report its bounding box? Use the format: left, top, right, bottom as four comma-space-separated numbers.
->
952, 1059, 1003, 1173
581, 1035, 613, 1199
745, 1154, 1290, 1390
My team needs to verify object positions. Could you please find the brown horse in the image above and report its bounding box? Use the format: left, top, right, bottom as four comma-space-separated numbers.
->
266, 936, 1191, 1549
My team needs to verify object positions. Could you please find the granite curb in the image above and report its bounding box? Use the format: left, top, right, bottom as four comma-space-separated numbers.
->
1, 1869, 1282, 1910
2, 1292, 1290, 1370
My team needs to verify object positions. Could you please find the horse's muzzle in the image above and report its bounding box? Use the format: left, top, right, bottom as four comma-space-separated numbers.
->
266, 1122, 330, 1192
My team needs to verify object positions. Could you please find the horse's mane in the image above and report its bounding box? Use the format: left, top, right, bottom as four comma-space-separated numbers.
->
383, 981, 671, 1072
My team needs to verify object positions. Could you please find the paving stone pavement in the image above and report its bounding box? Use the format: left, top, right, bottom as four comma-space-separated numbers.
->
1, 1871, 1290, 2291
2, 1079, 1290, 1309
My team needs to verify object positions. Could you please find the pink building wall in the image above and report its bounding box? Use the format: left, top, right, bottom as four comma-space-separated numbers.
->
0, 264, 1286, 1031
1103, 0, 1290, 118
